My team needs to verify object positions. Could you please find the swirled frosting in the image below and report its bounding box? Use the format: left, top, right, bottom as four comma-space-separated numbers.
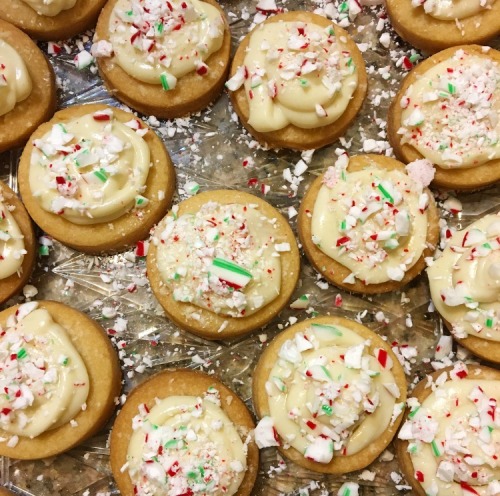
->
127, 389, 247, 496
311, 156, 432, 285
153, 201, 285, 318
428, 213, 500, 342
0, 40, 32, 117
0, 302, 89, 439
256, 322, 403, 463
398, 49, 500, 169
399, 370, 500, 496
0, 194, 26, 280
410, 0, 495, 20
29, 108, 151, 225
107, 0, 224, 86
226, 20, 358, 132
20, 0, 77, 16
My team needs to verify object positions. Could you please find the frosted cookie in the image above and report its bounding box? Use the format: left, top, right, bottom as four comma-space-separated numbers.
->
0, 181, 36, 306
253, 316, 407, 474
18, 104, 176, 254
226, 11, 367, 151
0, 0, 108, 41
388, 45, 500, 191
0, 300, 121, 459
386, 0, 500, 53
110, 369, 259, 496
298, 154, 439, 294
428, 212, 500, 364
93, 0, 230, 119
397, 364, 500, 496
0, 19, 56, 154
147, 190, 300, 340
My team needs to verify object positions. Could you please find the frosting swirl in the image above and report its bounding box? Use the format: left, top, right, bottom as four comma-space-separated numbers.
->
20, 0, 77, 16
0, 195, 26, 280
410, 0, 495, 20
428, 213, 500, 342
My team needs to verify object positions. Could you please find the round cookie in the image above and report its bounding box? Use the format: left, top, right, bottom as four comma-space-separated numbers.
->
0, 19, 56, 154
18, 103, 176, 254
388, 45, 500, 191
0, 0, 108, 41
386, 0, 500, 54
94, 0, 231, 119
298, 154, 439, 294
0, 181, 36, 306
147, 189, 301, 340
396, 365, 500, 496
253, 315, 407, 474
227, 11, 367, 150
0, 300, 122, 460
0, 488, 15, 496
110, 369, 259, 496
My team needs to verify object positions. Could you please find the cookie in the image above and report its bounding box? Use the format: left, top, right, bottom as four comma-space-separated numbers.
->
0, 300, 121, 459
0, 181, 36, 306
226, 11, 367, 150
253, 315, 407, 474
0, 489, 15, 496
396, 365, 500, 496
0, 19, 56, 153
428, 212, 500, 364
110, 369, 259, 496
386, 0, 500, 54
298, 154, 439, 294
93, 0, 231, 119
147, 189, 300, 340
18, 104, 176, 254
388, 45, 500, 191
0, 0, 108, 41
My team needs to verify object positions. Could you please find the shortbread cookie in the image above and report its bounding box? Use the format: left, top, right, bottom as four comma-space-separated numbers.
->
428, 212, 500, 363
93, 0, 231, 118
396, 364, 500, 496
0, 19, 56, 153
0, 181, 36, 305
298, 154, 439, 294
18, 104, 175, 254
253, 316, 407, 474
226, 11, 367, 151
388, 45, 500, 190
147, 190, 300, 340
386, 0, 500, 53
0, 301, 121, 459
0, 0, 108, 41
110, 369, 259, 496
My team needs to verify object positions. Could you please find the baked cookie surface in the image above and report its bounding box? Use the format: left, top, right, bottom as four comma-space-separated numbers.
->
253, 315, 407, 474
147, 190, 300, 339
0, 300, 121, 459
0, 19, 56, 154
110, 369, 258, 496
388, 45, 500, 191
93, 0, 231, 118
227, 11, 367, 150
18, 104, 176, 254
298, 154, 439, 294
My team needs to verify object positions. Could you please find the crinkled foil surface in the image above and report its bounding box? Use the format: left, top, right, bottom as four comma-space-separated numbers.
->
0, 0, 499, 494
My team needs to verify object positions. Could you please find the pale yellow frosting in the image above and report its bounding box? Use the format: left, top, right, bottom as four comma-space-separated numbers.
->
20, 0, 76, 16
411, 0, 494, 20
0, 195, 26, 280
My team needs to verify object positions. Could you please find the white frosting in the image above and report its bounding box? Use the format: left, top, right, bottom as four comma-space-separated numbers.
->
0, 303, 89, 438
311, 157, 430, 285
428, 213, 500, 342
0, 195, 26, 280
399, 50, 500, 169
410, 0, 494, 20
20, 0, 76, 16
153, 201, 282, 317
399, 375, 500, 495
262, 322, 401, 463
0, 40, 32, 117
29, 109, 151, 225
127, 390, 247, 496
230, 20, 358, 132
108, 0, 224, 85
